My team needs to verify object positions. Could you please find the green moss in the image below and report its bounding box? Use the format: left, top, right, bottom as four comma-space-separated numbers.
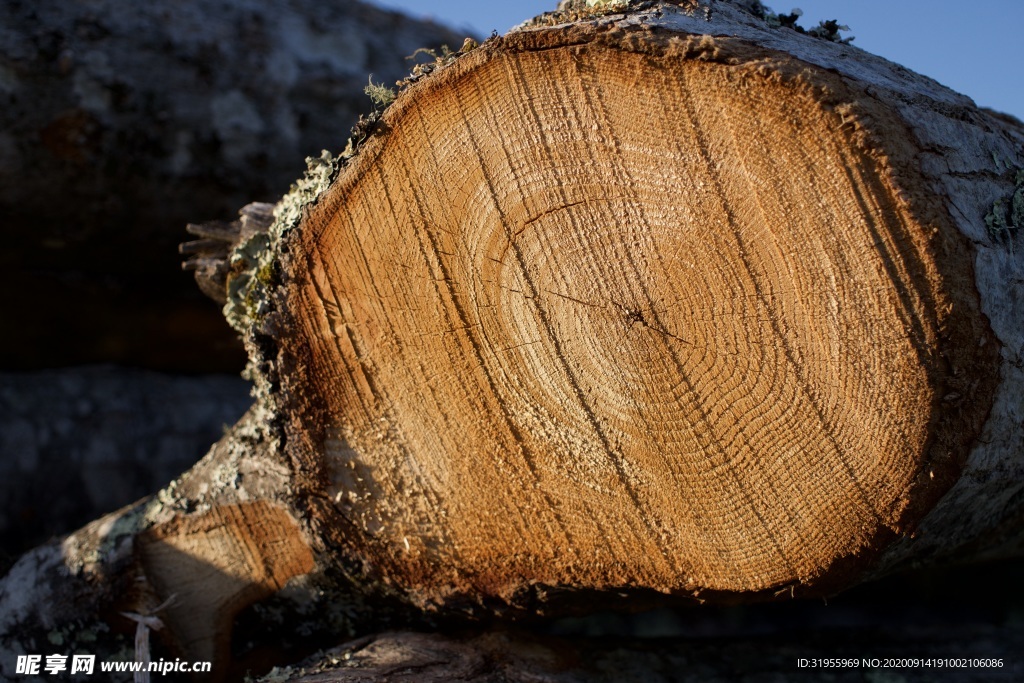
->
41, 621, 112, 659
985, 198, 1010, 238
743, 2, 853, 42
254, 665, 302, 683
397, 37, 481, 94
61, 496, 169, 573
1013, 170, 1024, 229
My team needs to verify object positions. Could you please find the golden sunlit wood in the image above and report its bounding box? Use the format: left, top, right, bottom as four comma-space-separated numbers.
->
276, 26, 996, 602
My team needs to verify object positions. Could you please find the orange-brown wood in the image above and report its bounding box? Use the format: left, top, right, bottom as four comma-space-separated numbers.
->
273, 27, 996, 605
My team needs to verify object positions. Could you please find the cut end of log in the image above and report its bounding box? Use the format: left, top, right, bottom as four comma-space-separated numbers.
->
257, 22, 998, 604
137, 501, 315, 673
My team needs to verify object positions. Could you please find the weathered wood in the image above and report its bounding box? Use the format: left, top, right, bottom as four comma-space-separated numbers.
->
4, 1, 1024, 679
138, 501, 316, 666
181, 202, 277, 304
267, 622, 1023, 683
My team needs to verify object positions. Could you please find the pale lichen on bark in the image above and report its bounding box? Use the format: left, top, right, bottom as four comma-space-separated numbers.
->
224, 151, 342, 338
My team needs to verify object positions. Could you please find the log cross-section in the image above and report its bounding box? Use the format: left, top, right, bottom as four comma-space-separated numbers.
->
269, 19, 1000, 604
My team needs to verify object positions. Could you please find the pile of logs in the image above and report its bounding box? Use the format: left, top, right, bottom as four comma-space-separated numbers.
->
3, 1, 1023, 681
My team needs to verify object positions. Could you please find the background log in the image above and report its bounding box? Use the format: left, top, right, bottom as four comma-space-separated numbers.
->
0, 367, 250, 571
270, 618, 1024, 683
0, 0, 469, 372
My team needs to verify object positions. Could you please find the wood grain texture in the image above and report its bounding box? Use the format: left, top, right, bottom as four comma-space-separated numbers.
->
271, 22, 998, 604
138, 502, 315, 674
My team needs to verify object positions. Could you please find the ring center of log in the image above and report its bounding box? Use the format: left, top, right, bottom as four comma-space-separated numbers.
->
278, 33, 990, 600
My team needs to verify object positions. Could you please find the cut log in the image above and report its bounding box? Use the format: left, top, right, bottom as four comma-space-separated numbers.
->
247, 0, 1023, 604
267, 621, 1024, 683
4, 1, 1024, 679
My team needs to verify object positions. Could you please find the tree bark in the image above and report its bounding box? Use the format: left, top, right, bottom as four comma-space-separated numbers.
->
265, 622, 1024, 683
4, 0, 1024, 679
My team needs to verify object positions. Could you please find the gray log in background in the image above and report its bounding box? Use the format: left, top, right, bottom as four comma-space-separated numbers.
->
0, 0, 470, 372
0, 367, 251, 571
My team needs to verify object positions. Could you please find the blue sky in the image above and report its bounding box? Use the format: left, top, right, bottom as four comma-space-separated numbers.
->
373, 1, 1024, 121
